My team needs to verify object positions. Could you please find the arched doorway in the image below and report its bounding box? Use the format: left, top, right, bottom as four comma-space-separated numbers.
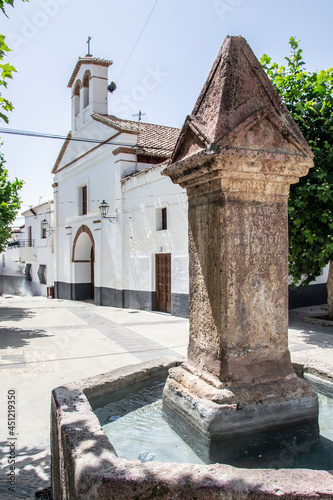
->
72, 225, 95, 301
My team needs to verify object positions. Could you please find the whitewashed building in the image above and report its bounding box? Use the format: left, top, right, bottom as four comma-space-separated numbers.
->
52, 55, 189, 317
1, 54, 327, 313
0, 201, 54, 297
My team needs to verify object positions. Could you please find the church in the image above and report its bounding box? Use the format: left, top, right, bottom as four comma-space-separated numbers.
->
51, 54, 189, 317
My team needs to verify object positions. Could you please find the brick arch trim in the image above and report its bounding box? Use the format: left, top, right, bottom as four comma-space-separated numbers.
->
82, 70, 91, 87
73, 79, 82, 97
72, 225, 95, 263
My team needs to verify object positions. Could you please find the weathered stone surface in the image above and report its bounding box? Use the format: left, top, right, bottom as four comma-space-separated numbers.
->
50, 360, 333, 499
162, 35, 318, 442
169, 35, 313, 167
163, 362, 318, 449
185, 189, 293, 382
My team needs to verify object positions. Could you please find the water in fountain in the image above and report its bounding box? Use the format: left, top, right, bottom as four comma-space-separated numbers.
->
94, 376, 333, 470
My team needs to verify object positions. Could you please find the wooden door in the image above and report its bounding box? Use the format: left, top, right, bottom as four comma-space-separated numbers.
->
156, 253, 171, 313
27, 226, 32, 247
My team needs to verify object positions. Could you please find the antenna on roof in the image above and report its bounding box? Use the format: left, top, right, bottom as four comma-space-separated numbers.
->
132, 110, 146, 174
132, 110, 147, 123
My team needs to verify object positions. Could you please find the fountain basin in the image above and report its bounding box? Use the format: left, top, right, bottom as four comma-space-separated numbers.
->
51, 359, 333, 499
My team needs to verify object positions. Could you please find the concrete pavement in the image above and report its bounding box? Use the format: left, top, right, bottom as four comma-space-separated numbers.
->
0, 295, 332, 498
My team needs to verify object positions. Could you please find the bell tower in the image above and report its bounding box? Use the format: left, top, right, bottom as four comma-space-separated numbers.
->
67, 54, 113, 132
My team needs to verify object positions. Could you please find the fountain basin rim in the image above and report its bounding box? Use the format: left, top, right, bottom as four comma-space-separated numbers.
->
51, 358, 333, 499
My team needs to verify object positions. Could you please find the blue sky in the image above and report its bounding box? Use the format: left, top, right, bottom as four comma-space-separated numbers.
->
1, 0, 333, 219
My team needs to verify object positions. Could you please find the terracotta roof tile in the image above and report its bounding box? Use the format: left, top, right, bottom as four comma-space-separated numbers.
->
92, 113, 180, 157
121, 161, 169, 183
52, 115, 180, 175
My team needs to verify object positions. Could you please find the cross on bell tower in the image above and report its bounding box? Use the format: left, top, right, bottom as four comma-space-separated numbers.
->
86, 36, 92, 56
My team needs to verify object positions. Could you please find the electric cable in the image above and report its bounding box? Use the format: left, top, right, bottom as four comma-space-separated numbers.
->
0, 127, 174, 152
116, 0, 159, 85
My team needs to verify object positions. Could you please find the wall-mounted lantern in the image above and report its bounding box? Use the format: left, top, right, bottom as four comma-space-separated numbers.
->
98, 200, 117, 223
41, 219, 54, 234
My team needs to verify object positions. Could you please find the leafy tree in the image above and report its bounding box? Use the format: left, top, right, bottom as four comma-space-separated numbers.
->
0, 33, 16, 123
1, 0, 27, 121
0, 0, 25, 249
261, 37, 333, 316
0, 152, 22, 251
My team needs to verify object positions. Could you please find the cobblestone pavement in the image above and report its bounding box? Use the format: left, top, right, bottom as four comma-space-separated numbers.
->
0, 295, 332, 498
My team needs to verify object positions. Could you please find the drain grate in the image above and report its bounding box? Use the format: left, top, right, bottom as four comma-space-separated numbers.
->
35, 487, 52, 499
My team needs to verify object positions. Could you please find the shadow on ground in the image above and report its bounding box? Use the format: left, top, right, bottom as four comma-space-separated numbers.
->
0, 327, 48, 349
0, 442, 50, 499
0, 307, 36, 322
289, 306, 333, 350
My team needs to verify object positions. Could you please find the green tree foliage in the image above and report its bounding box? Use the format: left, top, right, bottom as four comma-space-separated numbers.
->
1, 1, 27, 122
0, 0, 16, 16
0, 0, 25, 248
0, 152, 22, 251
0, 0, 27, 16
0, 33, 16, 123
261, 38, 333, 287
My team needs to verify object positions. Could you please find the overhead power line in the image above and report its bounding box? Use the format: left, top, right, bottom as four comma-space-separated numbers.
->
117, 0, 159, 85
0, 127, 174, 152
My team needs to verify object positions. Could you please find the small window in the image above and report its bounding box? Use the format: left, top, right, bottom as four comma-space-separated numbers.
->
2, 254, 5, 267
41, 223, 47, 239
27, 226, 33, 246
80, 185, 88, 216
156, 207, 167, 231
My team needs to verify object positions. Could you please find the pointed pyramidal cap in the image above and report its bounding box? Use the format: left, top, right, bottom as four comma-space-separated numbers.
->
166, 35, 313, 170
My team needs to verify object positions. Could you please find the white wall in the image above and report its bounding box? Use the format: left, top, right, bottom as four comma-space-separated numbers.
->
121, 164, 189, 296
53, 116, 189, 303
53, 119, 131, 291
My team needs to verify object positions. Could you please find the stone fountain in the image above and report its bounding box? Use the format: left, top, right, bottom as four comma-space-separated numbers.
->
162, 35, 318, 459
50, 36, 333, 499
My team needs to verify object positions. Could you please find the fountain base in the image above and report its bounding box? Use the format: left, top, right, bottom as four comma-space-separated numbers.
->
163, 402, 319, 465
163, 362, 319, 453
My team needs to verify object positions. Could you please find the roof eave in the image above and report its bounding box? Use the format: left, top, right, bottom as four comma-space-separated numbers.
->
68, 56, 113, 88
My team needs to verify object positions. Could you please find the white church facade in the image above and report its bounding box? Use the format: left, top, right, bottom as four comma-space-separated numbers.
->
52, 55, 189, 317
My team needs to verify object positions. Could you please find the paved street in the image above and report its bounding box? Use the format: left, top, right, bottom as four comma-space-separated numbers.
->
0, 295, 333, 498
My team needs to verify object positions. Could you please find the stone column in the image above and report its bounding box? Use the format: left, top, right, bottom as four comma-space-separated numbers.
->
162, 36, 318, 458
187, 169, 292, 383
